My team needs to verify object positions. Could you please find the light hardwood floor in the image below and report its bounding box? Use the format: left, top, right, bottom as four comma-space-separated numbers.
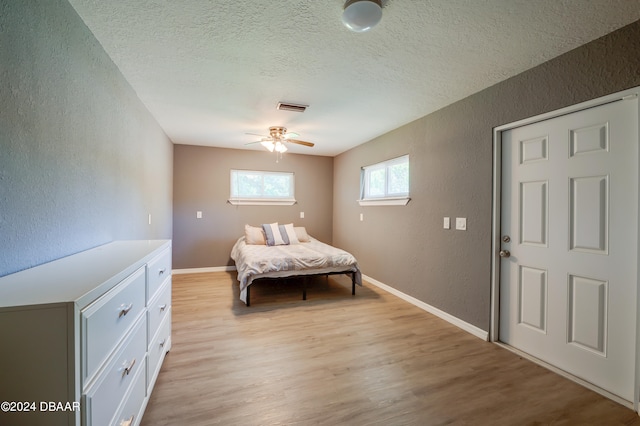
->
141, 272, 640, 425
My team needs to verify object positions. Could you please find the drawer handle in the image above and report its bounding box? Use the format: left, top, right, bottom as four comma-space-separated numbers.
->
118, 303, 133, 318
159, 339, 166, 348
122, 358, 136, 377
120, 415, 134, 426
158, 268, 166, 275
159, 304, 167, 312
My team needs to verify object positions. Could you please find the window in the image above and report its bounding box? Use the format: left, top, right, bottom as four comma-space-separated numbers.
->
229, 169, 296, 205
359, 155, 410, 206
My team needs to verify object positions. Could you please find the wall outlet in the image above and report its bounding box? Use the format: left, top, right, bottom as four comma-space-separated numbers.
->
196, 211, 202, 219
443, 217, 450, 229
300, 212, 304, 219
456, 217, 467, 230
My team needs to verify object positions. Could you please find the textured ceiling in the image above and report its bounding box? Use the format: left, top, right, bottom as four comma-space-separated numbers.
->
67, 0, 640, 156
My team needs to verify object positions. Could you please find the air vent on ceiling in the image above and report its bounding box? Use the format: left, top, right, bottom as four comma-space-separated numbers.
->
277, 102, 308, 113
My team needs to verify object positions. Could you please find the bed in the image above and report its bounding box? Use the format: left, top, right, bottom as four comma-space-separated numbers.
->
231, 224, 362, 306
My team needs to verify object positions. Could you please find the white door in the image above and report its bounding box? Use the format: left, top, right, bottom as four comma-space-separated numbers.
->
499, 98, 638, 402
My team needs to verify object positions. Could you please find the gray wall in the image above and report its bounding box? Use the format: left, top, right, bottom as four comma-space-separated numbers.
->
172, 145, 333, 269
333, 20, 640, 331
0, 0, 173, 277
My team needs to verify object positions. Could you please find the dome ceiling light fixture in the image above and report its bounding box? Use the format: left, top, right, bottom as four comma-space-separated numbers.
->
342, 0, 382, 33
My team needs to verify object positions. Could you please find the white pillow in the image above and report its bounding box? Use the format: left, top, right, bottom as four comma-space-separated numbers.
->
244, 224, 266, 245
294, 226, 310, 242
262, 222, 286, 246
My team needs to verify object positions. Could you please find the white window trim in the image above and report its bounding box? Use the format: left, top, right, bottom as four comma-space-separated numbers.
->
358, 197, 411, 206
229, 169, 296, 206
359, 155, 410, 206
228, 198, 296, 206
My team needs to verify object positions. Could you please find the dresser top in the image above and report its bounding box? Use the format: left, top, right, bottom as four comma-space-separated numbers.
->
0, 240, 171, 309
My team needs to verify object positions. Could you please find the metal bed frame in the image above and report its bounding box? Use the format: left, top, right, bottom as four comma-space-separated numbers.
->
245, 270, 357, 306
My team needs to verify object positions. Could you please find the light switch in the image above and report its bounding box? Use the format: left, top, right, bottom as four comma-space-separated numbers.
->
196, 211, 203, 219
456, 217, 467, 230
443, 217, 450, 229
300, 212, 305, 219
360, 213, 364, 222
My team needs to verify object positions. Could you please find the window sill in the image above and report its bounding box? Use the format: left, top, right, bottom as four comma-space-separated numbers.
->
228, 199, 297, 206
358, 197, 411, 206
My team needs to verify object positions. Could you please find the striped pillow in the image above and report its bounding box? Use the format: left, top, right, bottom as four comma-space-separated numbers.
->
262, 223, 286, 246
281, 223, 300, 244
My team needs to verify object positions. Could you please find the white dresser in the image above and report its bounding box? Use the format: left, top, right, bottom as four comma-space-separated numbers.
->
0, 240, 172, 426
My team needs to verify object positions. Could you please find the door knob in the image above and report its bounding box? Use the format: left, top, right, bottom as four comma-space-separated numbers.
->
499, 250, 511, 258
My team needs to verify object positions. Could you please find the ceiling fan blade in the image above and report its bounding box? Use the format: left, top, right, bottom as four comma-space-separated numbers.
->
245, 132, 267, 137
244, 139, 268, 145
287, 139, 314, 147
283, 132, 299, 139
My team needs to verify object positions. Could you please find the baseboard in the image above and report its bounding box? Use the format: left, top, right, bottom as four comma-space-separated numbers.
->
363, 274, 489, 341
172, 266, 237, 274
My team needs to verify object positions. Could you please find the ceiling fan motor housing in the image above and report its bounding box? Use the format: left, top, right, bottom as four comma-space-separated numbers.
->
269, 126, 287, 139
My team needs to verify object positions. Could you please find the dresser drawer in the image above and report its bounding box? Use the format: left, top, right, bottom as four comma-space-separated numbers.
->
147, 279, 171, 344
112, 358, 147, 426
84, 316, 147, 426
148, 309, 171, 391
146, 247, 171, 302
82, 267, 146, 383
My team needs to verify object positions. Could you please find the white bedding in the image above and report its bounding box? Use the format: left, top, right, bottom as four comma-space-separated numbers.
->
231, 236, 362, 304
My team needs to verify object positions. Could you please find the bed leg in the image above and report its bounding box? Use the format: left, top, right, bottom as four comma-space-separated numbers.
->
352, 272, 356, 295
303, 277, 307, 300
246, 286, 251, 307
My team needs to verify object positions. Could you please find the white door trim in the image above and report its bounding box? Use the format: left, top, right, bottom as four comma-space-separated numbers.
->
490, 86, 640, 410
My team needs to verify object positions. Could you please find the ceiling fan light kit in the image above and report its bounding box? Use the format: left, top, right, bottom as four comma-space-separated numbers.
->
342, 0, 382, 32
260, 140, 288, 153
246, 126, 314, 161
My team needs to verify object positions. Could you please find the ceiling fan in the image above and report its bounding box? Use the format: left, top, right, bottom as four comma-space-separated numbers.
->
245, 126, 315, 154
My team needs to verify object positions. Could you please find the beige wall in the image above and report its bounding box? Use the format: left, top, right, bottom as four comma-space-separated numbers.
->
172, 145, 333, 269
333, 20, 640, 331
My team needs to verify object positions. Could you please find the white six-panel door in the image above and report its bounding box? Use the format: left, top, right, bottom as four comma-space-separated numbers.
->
499, 98, 638, 402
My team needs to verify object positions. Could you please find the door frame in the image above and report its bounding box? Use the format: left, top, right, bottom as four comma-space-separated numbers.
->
489, 86, 640, 410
